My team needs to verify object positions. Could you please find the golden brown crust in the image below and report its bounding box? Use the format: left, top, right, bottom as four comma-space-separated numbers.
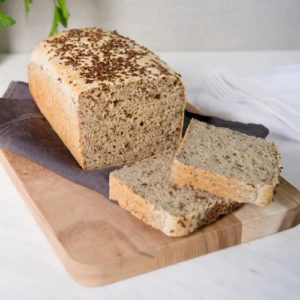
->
28, 62, 84, 167
256, 184, 275, 207
31, 28, 180, 92
172, 158, 274, 208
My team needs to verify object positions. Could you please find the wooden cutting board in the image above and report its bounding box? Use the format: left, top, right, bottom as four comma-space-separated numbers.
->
0, 151, 300, 286
1, 149, 300, 286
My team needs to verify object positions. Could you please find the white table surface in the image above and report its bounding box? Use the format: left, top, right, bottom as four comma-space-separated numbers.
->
0, 52, 299, 300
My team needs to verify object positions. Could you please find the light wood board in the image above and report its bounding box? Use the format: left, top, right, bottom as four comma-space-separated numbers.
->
1, 150, 300, 286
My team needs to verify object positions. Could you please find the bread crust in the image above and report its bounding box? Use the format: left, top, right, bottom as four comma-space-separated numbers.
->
172, 158, 275, 208
28, 28, 186, 169
28, 62, 84, 167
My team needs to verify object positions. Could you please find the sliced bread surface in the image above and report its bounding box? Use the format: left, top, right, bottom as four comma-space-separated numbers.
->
172, 119, 281, 207
109, 151, 240, 237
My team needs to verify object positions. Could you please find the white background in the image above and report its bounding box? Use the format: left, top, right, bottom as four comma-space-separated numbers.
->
1, 0, 300, 53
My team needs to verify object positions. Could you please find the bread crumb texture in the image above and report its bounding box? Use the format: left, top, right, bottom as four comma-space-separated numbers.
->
176, 119, 280, 186
110, 151, 240, 237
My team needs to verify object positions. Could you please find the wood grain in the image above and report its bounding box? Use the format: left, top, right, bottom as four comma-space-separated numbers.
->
1, 150, 299, 286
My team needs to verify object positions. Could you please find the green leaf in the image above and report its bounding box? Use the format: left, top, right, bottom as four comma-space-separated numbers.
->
0, 0, 8, 3
57, 0, 69, 19
49, 1, 70, 36
24, 0, 33, 15
49, 6, 59, 36
0, 10, 16, 28
57, 7, 68, 28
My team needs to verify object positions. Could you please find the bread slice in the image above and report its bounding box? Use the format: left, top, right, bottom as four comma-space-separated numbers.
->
172, 119, 281, 207
109, 151, 240, 237
28, 28, 186, 169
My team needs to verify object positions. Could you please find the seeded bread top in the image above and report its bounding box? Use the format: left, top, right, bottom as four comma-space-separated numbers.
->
111, 151, 239, 217
175, 119, 280, 186
30, 28, 181, 93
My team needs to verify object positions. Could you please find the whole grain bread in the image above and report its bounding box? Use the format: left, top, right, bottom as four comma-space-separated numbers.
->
109, 151, 240, 237
172, 119, 281, 207
28, 28, 186, 169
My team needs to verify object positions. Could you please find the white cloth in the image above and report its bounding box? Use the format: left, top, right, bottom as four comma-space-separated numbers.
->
187, 65, 300, 142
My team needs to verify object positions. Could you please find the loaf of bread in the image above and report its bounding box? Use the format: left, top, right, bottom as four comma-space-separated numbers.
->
110, 151, 240, 237
172, 119, 281, 207
28, 28, 186, 169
